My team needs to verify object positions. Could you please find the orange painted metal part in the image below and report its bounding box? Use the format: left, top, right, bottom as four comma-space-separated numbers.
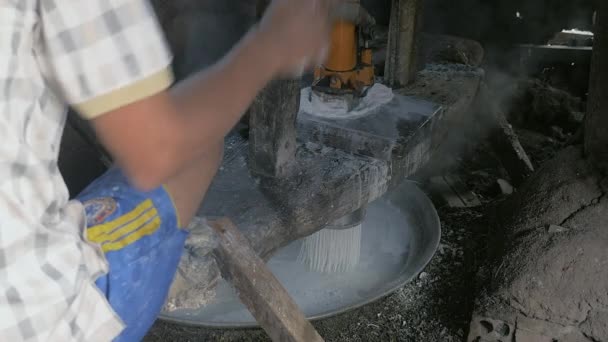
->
314, 21, 375, 94
325, 21, 357, 72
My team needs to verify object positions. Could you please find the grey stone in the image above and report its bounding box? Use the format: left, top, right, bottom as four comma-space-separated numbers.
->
497, 179, 514, 195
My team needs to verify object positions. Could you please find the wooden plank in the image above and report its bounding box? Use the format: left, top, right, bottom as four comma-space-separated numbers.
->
209, 218, 324, 342
427, 176, 467, 208
476, 85, 534, 186
249, 79, 301, 178
426, 175, 482, 208
384, 0, 424, 86
488, 110, 535, 186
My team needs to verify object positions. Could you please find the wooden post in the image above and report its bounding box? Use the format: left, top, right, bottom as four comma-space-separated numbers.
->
209, 219, 324, 342
248, 2, 300, 179
249, 79, 300, 178
250, 0, 297, 174
585, 1, 608, 173
384, 0, 424, 87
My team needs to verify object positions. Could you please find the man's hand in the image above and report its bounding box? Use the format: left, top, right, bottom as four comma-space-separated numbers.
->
257, 0, 338, 76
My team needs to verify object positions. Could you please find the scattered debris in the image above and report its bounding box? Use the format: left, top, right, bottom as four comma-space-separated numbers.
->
474, 84, 536, 187
509, 79, 586, 134
515, 128, 563, 167
496, 179, 514, 195
488, 109, 535, 186
421, 34, 485, 66
427, 175, 482, 208
547, 224, 568, 233
550, 125, 568, 141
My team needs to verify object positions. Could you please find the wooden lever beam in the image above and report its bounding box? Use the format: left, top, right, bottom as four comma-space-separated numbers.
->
209, 218, 324, 342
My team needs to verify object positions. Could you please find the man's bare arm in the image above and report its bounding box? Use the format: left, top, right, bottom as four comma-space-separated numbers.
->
92, 31, 276, 190
91, 0, 334, 191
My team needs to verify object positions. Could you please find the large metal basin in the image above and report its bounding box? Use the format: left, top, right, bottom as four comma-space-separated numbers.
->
159, 180, 441, 328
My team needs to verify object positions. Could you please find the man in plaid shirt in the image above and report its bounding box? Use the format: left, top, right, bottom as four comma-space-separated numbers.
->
0, 0, 334, 340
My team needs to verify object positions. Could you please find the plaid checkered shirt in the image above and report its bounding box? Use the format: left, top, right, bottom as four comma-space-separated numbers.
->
0, 0, 174, 340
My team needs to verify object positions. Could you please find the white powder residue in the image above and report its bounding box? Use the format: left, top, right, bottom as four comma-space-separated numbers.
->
163, 217, 219, 312
300, 83, 395, 120
561, 29, 594, 36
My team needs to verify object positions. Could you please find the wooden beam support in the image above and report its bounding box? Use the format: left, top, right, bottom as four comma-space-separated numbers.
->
384, 0, 424, 87
584, 1, 608, 174
209, 218, 324, 342
249, 79, 301, 178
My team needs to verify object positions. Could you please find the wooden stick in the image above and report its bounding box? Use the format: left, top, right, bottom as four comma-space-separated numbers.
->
209, 218, 324, 342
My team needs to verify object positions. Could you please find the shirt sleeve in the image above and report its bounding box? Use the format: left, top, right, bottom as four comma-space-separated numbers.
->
38, 0, 174, 119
